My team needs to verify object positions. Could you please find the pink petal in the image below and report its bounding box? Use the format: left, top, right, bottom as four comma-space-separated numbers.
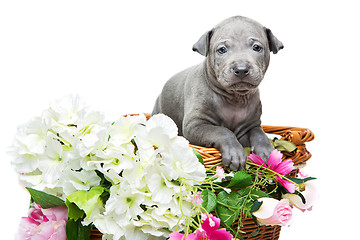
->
51, 219, 67, 240
278, 178, 296, 193
248, 153, 267, 167
35, 221, 55, 240
16, 217, 39, 239
268, 150, 283, 170
273, 159, 294, 175
193, 191, 204, 206
213, 166, 226, 182
208, 228, 233, 240
49, 206, 68, 221
169, 232, 198, 240
194, 228, 207, 238
298, 170, 308, 178
201, 214, 220, 234
169, 232, 186, 240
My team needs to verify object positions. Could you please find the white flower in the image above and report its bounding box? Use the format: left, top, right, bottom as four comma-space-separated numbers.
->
134, 114, 178, 151
10, 96, 209, 239
105, 182, 146, 223
92, 215, 125, 240
109, 114, 146, 147
160, 138, 206, 185
37, 137, 65, 189
43, 95, 88, 128
119, 224, 167, 240
86, 144, 136, 174
61, 169, 101, 196
10, 152, 39, 175
147, 172, 180, 204
121, 161, 146, 189
224, 188, 232, 194
13, 117, 47, 155
76, 123, 109, 157
10, 117, 47, 173
18, 170, 42, 186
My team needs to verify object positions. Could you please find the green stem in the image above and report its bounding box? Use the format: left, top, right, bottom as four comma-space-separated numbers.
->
48, 129, 72, 147
216, 201, 241, 210
207, 162, 223, 171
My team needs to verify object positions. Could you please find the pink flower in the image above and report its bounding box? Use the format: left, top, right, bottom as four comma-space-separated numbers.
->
212, 166, 226, 182
248, 149, 296, 193
193, 191, 204, 206
16, 203, 68, 240
169, 214, 233, 240
252, 198, 292, 226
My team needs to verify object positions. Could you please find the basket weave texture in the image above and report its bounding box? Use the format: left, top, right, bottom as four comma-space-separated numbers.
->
90, 114, 315, 240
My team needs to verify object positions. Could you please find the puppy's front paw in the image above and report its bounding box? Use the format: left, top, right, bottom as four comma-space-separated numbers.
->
253, 145, 274, 164
221, 143, 247, 171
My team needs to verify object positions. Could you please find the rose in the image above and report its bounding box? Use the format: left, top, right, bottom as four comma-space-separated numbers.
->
282, 172, 319, 212
252, 198, 292, 226
15, 203, 68, 240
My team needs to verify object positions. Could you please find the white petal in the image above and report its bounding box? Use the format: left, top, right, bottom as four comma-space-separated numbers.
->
146, 114, 178, 139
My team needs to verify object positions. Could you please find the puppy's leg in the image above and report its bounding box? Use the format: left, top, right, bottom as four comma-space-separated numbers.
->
248, 126, 274, 163
183, 121, 247, 171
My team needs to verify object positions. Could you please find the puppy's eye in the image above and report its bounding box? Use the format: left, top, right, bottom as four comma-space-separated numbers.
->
217, 47, 227, 54
252, 44, 262, 52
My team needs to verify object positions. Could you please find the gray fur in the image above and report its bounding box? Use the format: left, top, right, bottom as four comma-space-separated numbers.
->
152, 16, 283, 171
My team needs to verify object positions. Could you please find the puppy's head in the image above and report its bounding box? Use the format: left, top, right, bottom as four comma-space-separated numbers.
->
193, 16, 283, 95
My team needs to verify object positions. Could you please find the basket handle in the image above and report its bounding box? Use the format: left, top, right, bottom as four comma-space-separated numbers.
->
262, 125, 315, 146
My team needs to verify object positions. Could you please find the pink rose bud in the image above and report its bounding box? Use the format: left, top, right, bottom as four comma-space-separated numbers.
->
15, 203, 68, 240
283, 179, 319, 212
252, 198, 292, 226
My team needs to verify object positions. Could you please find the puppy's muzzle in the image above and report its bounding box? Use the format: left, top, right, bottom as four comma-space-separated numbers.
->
231, 62, 251, 80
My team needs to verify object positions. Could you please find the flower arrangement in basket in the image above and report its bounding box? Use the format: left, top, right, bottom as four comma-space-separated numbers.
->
10, 96, 317, 240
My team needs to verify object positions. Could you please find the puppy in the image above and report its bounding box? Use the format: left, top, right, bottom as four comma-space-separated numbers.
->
152, 16, 283, 170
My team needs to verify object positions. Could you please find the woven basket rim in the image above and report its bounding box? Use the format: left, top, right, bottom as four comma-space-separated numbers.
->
140, 113, 315, 167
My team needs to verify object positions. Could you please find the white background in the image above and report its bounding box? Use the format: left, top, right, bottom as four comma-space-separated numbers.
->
0, 0, 359, 239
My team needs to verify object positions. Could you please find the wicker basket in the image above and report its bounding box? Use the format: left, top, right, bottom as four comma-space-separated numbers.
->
90, 114, 315, 240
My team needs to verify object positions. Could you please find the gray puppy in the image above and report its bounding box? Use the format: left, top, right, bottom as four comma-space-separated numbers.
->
152, 16, 284, 171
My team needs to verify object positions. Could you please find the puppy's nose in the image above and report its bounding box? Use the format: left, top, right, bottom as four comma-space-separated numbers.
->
231, 64, 250, 79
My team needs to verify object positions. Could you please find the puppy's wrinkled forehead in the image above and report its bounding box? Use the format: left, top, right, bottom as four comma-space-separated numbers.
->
211, 17, 267, 46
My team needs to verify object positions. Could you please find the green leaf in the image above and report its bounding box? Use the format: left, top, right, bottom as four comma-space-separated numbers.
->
226, 171, 252, 190
193, 149, 204, 165
249, 228, 260, 238
273, 139, 297, 152
294, 191, 307, 204
216, 191, 242, 226
250, 200, 263, 213
66, 200, 85, 221
243, 147, 251, 157
287, 176, 317, 185
248, 189, 268, 200
66, 186, 105, 217
201, 189, 217, 212
66, 218, 92, 240
26, 187, 65, 209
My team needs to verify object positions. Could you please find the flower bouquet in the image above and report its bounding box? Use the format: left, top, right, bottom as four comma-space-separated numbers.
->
10, 96, 317, 240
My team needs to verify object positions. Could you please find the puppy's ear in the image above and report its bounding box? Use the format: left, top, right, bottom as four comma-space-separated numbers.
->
264, 27, 284, 54
192, 29, 214, 56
